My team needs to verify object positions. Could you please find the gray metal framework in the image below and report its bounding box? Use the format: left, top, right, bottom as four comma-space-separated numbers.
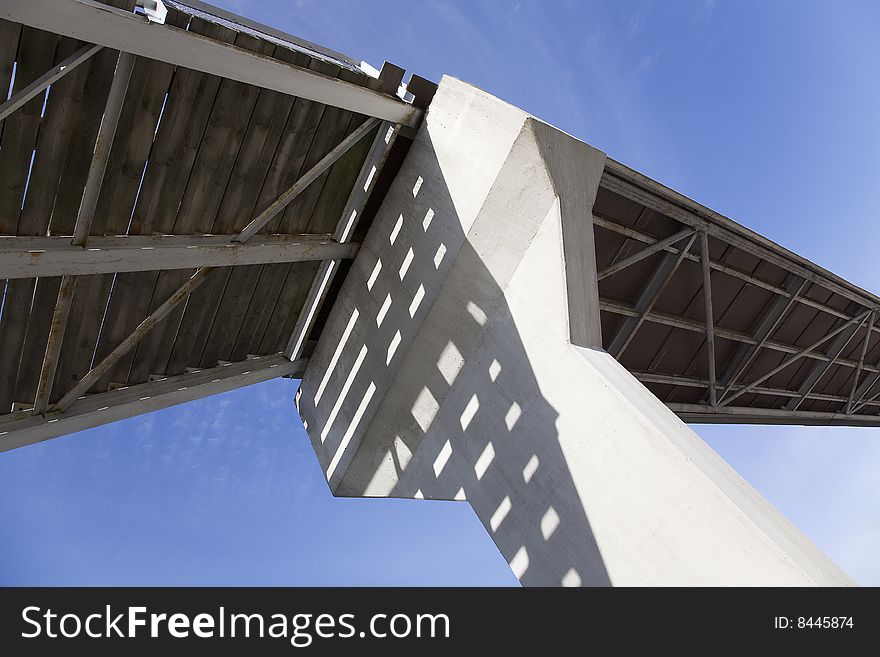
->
597, 159, 880, 427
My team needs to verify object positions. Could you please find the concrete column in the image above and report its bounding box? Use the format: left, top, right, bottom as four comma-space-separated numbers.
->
296, 76, 852, 586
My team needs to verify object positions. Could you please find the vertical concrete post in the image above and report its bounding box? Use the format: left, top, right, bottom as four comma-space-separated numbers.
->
296, 76, 852, 586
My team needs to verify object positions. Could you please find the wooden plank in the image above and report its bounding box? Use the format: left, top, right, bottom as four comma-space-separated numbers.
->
269, 115, 378, 357
36, 3, 132, 404
13, 276, 61, 405
126, 268, 192, 383
248, 72, 369, 360
229, 263, 289, 362
33, 274, 76, 415
232, 116, 379, 242
2, 0, 420, 127
128, 21, 262, 382
195, 47, 308, 369
163, 266, 230, 376
0, 27, 59, 234
258, 60, 338, 235
0, 279, 35, 411
0, 44, 102, 123
215, 60, 339, 364
51, 273, 113, 403
279, 114, 364, 233
0, 354, 308, 452
50, 2, 175, 400
0, 234, 358, 278
0, 26, 60, 413
70, 50, 136, 246
4, 1, 136, 401
198, 264, 264, 367
88, 33, 182, 236
16, 38, 93, 238
88, 15, 230, 390
259, 260, 319, 353
6, 36, 95, 407
48, 2, 135, 235
195, 57, 344, 367
160, 31, 277, 378
0, 20, 22, 126
54, 267, 214, 413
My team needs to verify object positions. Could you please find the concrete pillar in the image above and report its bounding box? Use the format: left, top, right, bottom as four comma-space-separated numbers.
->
296, 76, 852, 586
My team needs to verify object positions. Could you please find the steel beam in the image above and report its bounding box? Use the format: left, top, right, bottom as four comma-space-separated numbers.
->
599, 167, 880, 313
668, 403, 880, 428
285, 122, 400, 360
721, 310, 871, 407
0, 234, 359, 278
0, 43, 103, 122
593, 214, 856, 325
633, 370, 880, 408
699, 231, 717, 406
718, 275, 808, 402
0, 354, 306, 452
854, 387, 880, 416
846, 311, 875, 414
598, 227, 693, 281
599, 299, 880, 376
784, 311, 867, 412
608, 233, 696, 359
851, 370, 880, 414
0, 0, 421, 127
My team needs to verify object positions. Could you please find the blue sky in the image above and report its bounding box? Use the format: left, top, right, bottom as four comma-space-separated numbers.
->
1, 0, 879, 585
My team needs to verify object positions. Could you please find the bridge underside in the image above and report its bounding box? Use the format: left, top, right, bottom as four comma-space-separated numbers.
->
0, 0, 875, 586
2, 1, 879, 451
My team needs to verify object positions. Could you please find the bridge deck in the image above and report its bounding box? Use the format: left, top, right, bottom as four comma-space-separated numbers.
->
596, 160, 880, 425
0, 0, 878, 453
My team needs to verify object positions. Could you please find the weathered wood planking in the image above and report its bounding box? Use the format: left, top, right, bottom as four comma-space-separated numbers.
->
0, 27, 60, 411
255, 98, 373, 355
0, 18, 21, 409
126, 269, 192, 383
127, 49, 348, 378
0, 19, 22, 141
255, 115, 373, 354
8, 37, 92, 404
0, 25, 59, 230
219, 69, 371, 364
195, 46, 310, 369
178, 58, 355, 371
217, 63, 352, 363
90, 44, 184, 236
4, 18, 126, 406
214, 59, 338, 365
260, 118, 374, 355
88, 15, 232, 390
259, 260, 320, 353
0, 2, 385, 412
228, 263, 293, 362
160, 31, 278, 378
52, 4, 188, 401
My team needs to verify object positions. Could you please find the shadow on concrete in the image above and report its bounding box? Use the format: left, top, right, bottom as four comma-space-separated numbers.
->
300, 121, 611, 586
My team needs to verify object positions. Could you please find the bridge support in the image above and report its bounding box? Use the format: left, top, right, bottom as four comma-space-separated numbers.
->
296, 76, 852, 586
